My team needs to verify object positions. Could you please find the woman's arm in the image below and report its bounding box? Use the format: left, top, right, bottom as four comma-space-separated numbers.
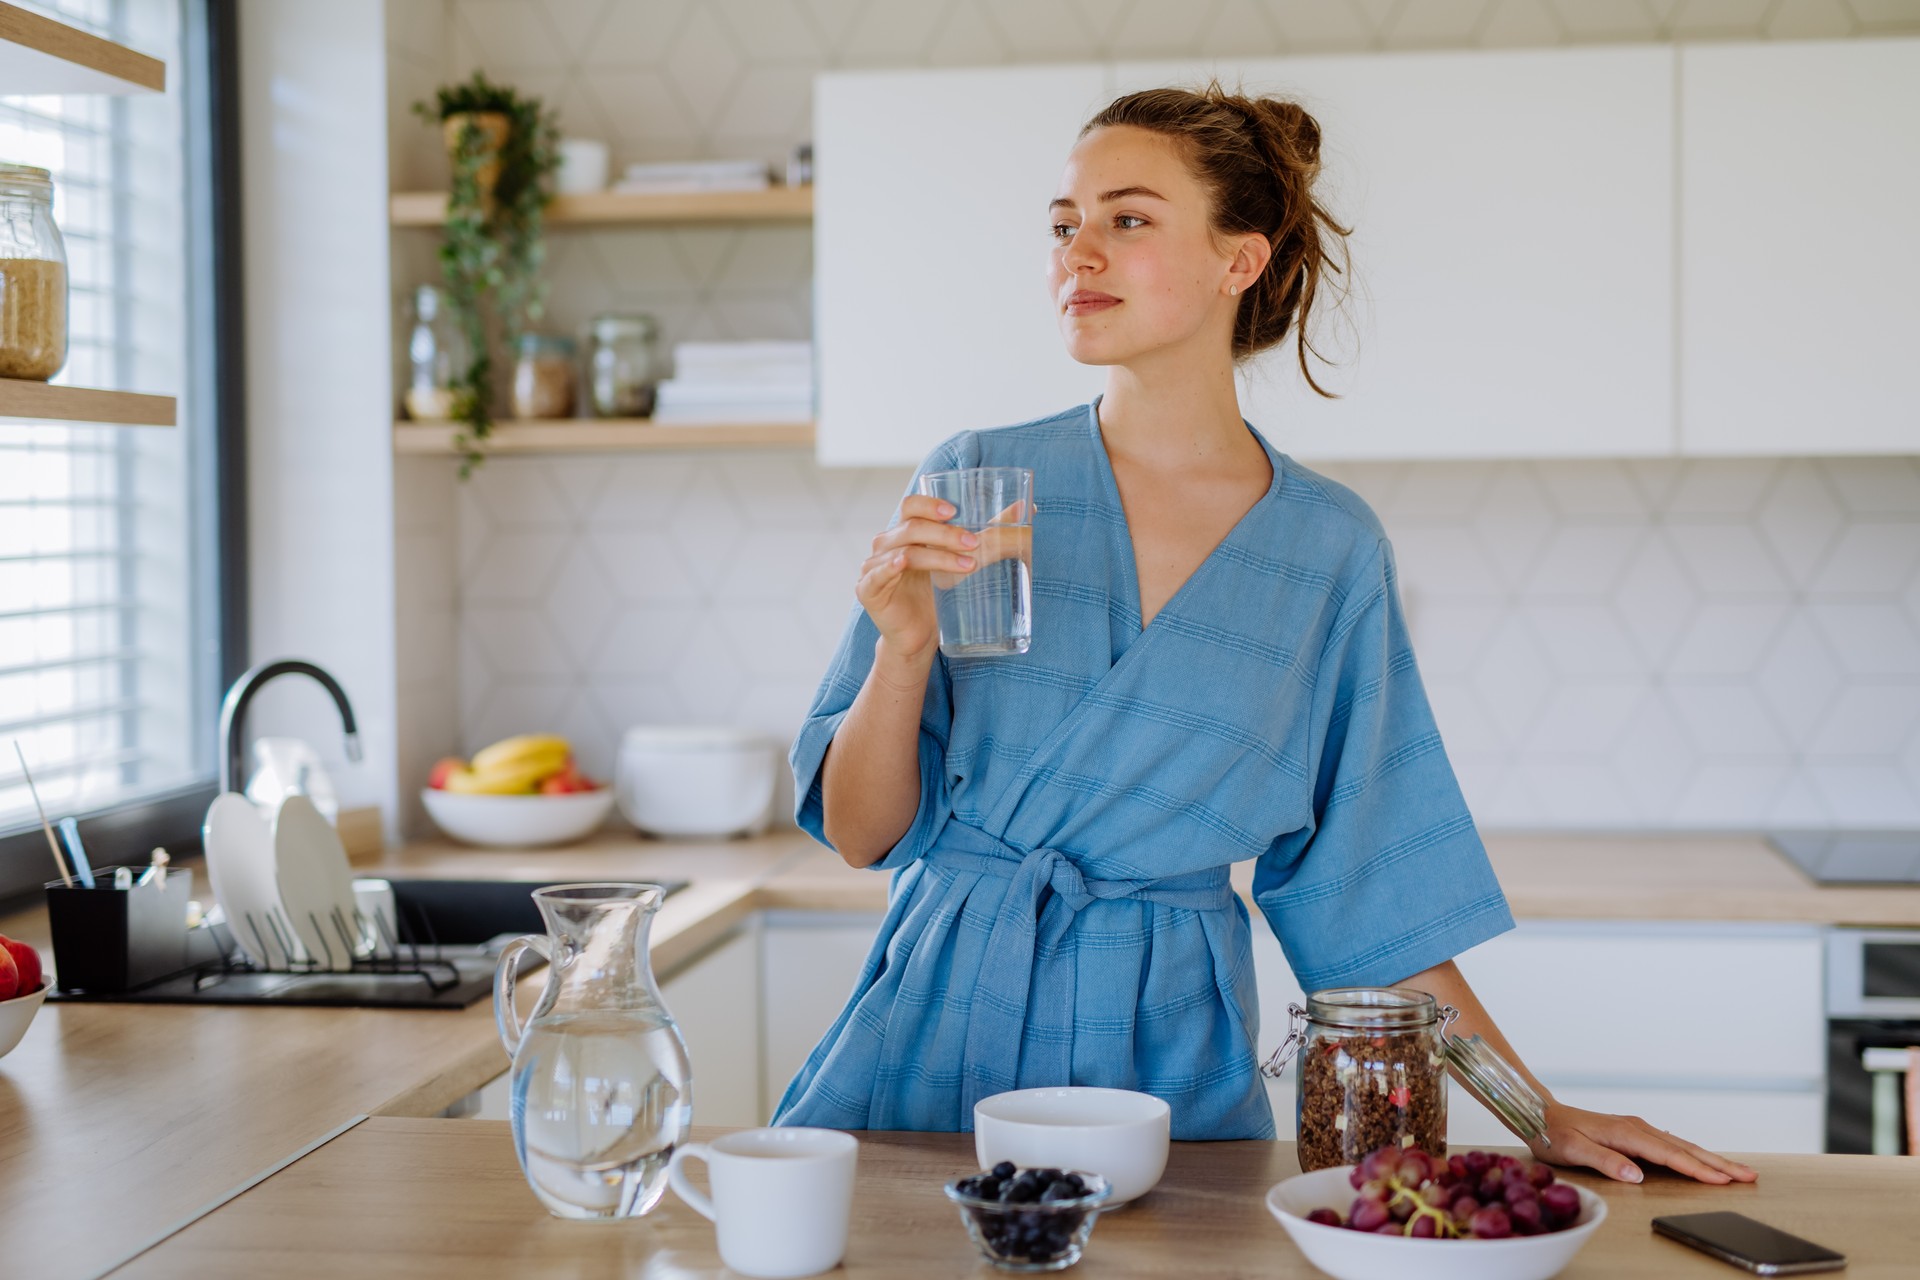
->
1395, 959, 1759, 1186
818, 635, 937, 868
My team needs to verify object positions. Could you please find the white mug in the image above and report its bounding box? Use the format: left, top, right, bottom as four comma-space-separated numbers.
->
667, 1127, 858, 1279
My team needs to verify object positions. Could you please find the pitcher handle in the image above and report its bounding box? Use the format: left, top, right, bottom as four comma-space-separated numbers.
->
493, 934, 551, 1058
667, 1143, 717, 1221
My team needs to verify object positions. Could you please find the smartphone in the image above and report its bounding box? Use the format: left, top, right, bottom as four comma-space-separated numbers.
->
1652, 1212, 1846, 1274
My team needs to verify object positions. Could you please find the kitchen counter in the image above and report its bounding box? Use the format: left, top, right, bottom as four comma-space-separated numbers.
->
114, 1118, 1920, 1278
3, 826, 1915, 1280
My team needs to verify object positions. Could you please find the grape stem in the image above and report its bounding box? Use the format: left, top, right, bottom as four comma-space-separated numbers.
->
1386, 1177, 1461, 1239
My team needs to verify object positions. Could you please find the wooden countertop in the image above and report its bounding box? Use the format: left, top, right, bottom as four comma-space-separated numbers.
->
4, 825, 1916, 1280
112, 1119, 1920, 1279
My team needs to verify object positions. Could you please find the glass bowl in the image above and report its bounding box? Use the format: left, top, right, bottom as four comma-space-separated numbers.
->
943, 1167, 1112, 1272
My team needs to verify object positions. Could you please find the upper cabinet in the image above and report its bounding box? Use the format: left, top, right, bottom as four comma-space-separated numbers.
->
814, 65, 1109, 467
1679, 38, 1920, 457
815, 48, 1675, 466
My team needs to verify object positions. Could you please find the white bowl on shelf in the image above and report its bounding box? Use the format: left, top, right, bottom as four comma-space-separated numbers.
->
420, 787, 615, 848
614, 726, 777, 838
1265, 1165, 1607, 1280
0, 981, 48, 1059
973, 1087, 1171, 1206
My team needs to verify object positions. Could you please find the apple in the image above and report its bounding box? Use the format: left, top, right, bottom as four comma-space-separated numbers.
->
540, 763, 598, 795
0, 946, 16, 1002
427, 756, 466, 790
0, 936, 42, 995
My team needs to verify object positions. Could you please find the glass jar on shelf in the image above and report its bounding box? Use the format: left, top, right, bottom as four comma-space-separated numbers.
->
0, 163, 69, 381
511, 332, 577, 419
585, 312, 660, 419
1264, 987, 1548, 1172
402, 284, 464, 420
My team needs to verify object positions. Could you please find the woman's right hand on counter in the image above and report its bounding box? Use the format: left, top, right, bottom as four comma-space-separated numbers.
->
857, 495, 978, 666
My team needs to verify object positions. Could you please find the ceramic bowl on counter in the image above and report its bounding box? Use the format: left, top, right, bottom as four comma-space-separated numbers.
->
1265, 1165, 1607, 1280
615, 726, 777, 838
0, 981, 48, 1059
420, 787, 615, 848
973, 1087, 1170, 1206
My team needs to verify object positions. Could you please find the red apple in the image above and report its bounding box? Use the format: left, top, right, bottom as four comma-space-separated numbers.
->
427, 756, 465, 790
0, 946, 17, 1001
0, 936, 42, 995
540, 762, 586, 795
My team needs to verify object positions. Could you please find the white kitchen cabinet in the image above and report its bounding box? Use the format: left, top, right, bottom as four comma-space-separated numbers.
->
814, 66, 1108, 467
760, 911, 887, 1120
1450, 1082, 1824, 1155
1115, 49, 1676, 462
661, 922, 764, 1128
1680, 38, 1920, 457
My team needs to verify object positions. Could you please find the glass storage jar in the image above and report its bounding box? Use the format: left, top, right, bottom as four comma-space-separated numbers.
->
1265, 987, 1548, 1173
403, 284, 464, 420
511, 332, 577, 419
0, 163, 69, 381
585, 312, 660, 418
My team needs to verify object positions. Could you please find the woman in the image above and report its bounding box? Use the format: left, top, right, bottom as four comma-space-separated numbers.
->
775, 83, 1754, 1187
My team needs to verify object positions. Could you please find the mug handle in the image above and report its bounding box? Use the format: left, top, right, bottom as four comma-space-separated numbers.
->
667, 1143, 717, 1221
492, 934, 551, 1058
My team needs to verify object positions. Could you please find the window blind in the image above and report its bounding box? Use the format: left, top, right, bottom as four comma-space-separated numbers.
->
0, 0, 200, 829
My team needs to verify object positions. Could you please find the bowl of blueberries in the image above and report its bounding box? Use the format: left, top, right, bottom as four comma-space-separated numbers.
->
945, 1162, 1113, 1271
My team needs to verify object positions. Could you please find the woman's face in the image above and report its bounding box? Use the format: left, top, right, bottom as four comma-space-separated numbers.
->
1047, 124, 1265, 368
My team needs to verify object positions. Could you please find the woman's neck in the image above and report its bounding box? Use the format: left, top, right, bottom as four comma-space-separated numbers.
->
1097, 351, 1258, 476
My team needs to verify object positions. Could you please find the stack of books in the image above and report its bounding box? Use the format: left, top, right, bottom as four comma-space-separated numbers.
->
612, 159, 772, 195
653, 341, 813, 424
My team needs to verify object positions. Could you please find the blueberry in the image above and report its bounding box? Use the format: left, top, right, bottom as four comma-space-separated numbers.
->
976, 1176, 1002, 1201
992, 1161, 1017, 1180
1061, 1172, 1087, 1195
1040, 1182, 1078, 1203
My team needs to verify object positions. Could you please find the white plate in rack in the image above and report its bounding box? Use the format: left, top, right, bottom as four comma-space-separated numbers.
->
271, 794, 361, 971
203, 792, 298, 969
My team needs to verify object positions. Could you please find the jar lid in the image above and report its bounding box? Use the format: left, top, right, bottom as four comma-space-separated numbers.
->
0, 163, 53, 196
1440, 1031, 1549, 1142
590, 312, 657, 339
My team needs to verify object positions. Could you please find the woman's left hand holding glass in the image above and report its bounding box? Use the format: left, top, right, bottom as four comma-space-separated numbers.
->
1529, 1101, 1759, 1186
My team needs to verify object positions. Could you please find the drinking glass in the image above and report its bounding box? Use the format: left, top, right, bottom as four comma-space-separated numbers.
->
915, 467, 1034, 658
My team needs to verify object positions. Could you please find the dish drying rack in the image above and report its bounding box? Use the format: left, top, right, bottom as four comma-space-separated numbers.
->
212, 898, 470, 994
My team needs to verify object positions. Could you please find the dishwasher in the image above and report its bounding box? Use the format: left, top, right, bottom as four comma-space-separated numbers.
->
1825, 928, 1920, 1155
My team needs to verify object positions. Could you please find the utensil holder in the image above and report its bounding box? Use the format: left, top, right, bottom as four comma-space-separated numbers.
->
45, 868, 217, 993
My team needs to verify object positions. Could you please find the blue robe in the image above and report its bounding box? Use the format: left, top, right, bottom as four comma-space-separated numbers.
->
773, 400, 1513, 1140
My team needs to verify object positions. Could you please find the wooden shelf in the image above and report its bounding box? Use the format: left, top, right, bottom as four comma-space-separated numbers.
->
393, 419, 814, 454
390, 185, 812, 228
0, 1, 164, 94
0, 379, 175, 427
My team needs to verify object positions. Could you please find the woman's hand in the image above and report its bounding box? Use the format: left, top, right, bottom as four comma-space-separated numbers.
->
856, 494, 980, 665
1528, 1101, 1758, 1186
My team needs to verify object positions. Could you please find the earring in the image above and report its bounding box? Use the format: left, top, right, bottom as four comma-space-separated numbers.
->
1228, 285, 1238, 296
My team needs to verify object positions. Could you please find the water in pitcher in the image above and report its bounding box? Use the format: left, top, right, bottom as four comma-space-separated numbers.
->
510, 1008, 693, 1219
934, 534, 1032, 657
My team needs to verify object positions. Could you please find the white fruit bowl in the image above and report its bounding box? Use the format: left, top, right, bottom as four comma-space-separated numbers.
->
0, 982, 48, 1059
974, 1087, 1170, 1206
1266, 1165, 1607, 1280
420, 787, 615, 848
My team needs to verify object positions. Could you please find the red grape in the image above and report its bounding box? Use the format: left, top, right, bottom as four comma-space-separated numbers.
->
1350, 1198, 1392, 1232
1307, 1208, 1343, 1228
1508, 1197, 1545, 1235
1409, 1213, 1439, 1238
1527, 1161, 1556, 1189
1539, 1183, 1581, 1227
1468, 1205, 1513, 1239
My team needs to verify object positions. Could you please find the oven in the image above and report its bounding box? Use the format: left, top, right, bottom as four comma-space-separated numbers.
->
1825, 928, 1920, 1154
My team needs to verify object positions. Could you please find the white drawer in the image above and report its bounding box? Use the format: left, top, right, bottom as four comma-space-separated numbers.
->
1450, 1081, 1824, 1155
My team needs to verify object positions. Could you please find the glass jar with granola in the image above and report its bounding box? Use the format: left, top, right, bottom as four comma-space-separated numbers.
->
0, 163, 69, 381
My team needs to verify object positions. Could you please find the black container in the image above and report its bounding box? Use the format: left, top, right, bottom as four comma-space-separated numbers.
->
45, 868, 217, 993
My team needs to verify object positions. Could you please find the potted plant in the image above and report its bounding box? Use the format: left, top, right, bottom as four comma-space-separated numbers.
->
413, 72, 561, 475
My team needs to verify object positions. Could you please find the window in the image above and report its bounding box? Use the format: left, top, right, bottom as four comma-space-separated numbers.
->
0, 0, 233, 901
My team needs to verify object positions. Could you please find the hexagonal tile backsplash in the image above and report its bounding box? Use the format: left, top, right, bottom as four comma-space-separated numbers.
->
390, 0, 1920, 832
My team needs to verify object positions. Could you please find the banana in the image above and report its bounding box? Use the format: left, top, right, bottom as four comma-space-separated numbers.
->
471, 733, 571, 776
442, 756, 563, 795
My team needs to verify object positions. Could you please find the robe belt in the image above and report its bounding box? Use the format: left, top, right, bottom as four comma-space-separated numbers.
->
922, 820, 1236, 1117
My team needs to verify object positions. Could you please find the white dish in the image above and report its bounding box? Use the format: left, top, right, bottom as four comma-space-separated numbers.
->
420, 787, 615, 848
1265, 1165, 1607, 1280
0, 981, 47, 1059
272, 794, 361, 971
204, 792, 298, 969
973, 1087, 1170, 1206
615, 726, 777, 838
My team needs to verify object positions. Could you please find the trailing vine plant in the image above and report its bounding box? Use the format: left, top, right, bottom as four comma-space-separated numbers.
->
413, 72, 561, 476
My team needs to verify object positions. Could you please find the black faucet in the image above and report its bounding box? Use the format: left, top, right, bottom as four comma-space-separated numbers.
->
218, 659, 362, 794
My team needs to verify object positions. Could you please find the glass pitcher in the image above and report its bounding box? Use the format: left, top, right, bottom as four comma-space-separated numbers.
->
494, 882, 693, 1218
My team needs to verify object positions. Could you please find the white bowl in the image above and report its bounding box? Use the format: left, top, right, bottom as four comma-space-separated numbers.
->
0, 981, 48, 1059
1266, 1165, 1608, 1280
973, 1087, 1171, 1206
420, 787, 615, 848
615, 726, 777, 838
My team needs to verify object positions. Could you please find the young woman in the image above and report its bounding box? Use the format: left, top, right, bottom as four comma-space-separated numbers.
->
774, 84, 1755, 1188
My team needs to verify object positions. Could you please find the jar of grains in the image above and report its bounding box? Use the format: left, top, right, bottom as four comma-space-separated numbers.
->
585, 312, 660, 418
510, 332, 576, 419
1264, 987, 1549, 1172
0, 163, 69, 381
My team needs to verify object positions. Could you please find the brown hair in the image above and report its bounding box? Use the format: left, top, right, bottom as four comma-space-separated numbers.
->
1081, 81, 1352, 397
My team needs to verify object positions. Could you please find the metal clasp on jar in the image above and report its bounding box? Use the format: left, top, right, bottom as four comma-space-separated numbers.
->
1259, 1002, 1308, 1079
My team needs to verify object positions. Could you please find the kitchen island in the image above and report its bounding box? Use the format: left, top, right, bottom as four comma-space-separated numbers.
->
1, 829, 1915, 1279
114, 1119, 1920, 1278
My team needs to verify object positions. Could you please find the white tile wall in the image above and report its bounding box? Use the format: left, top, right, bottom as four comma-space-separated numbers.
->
388, 0, 1920, 833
